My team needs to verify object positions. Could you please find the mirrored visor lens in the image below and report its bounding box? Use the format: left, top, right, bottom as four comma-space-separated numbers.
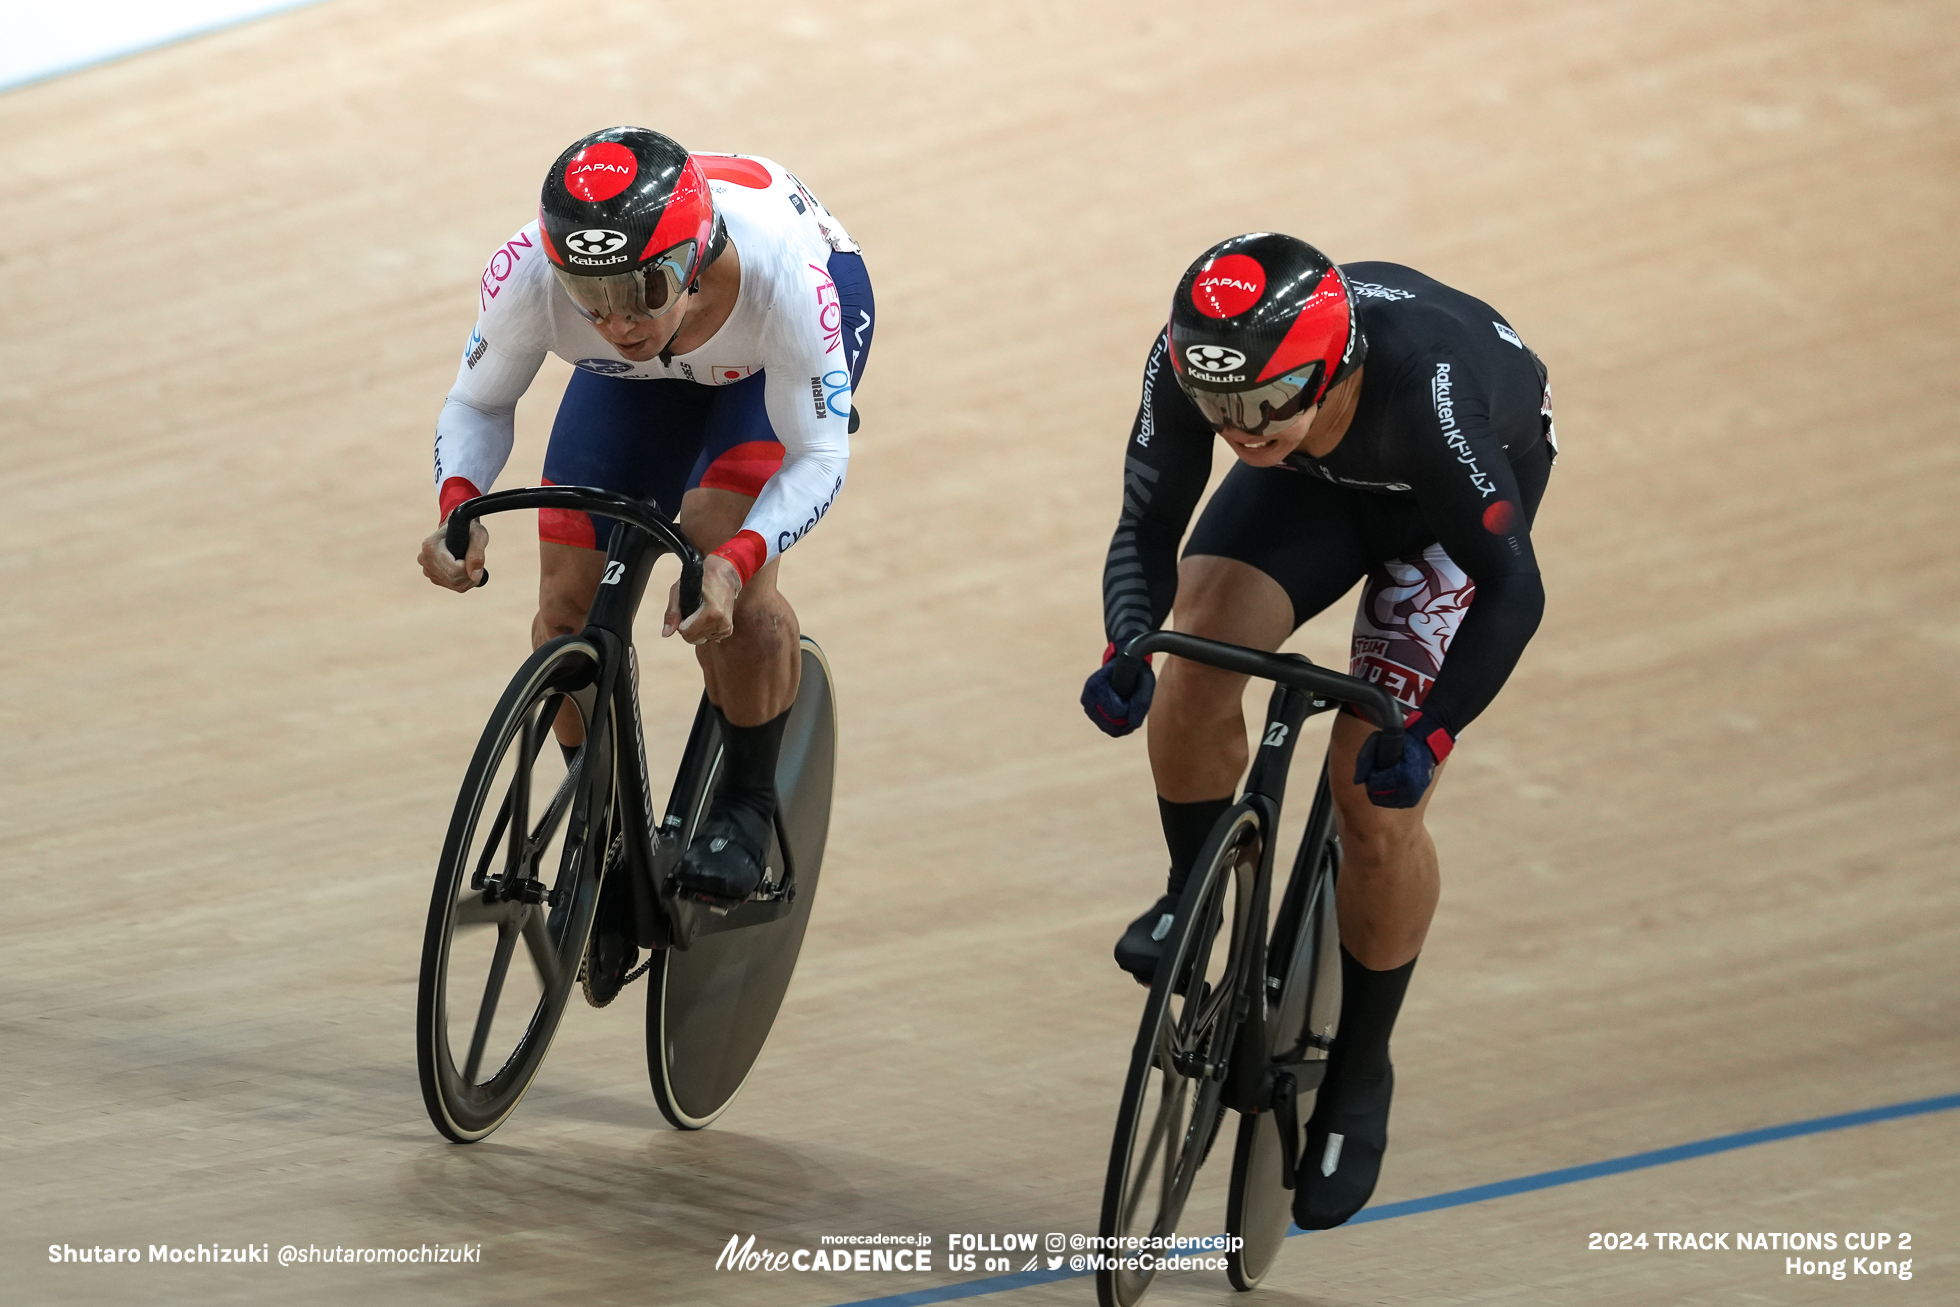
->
1184, 374, 1313, 434
552, 240, 694, 322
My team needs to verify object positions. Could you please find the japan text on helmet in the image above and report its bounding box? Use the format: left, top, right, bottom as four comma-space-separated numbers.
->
538, 126, 727, 322
1167, 233, 1366, 433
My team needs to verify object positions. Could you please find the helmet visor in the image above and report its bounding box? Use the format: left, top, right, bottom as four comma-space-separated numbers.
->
1182, 371, 1317, 434
552, 239, 696, 322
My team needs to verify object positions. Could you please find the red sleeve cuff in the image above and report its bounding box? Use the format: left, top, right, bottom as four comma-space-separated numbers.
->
712, 530, 768, 586
438, 477, 482, 522
1403, 710, 1455, 761
1101, 641, 1153, 667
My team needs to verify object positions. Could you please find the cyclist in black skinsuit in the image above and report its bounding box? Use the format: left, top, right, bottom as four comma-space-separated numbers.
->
1081, 233, 1555, 1231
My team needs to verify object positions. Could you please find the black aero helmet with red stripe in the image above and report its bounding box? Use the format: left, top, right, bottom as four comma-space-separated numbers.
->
1168, 233, 1365, 432
538, 126, 725, 322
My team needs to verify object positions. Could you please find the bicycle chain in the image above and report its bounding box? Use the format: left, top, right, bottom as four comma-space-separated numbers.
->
597, 830, 654, 989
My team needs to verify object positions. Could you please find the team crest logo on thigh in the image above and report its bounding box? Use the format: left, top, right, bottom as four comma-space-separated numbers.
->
1349, 544, 1475, 711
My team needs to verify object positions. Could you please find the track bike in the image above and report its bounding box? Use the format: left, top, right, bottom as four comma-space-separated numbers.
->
414, 485, 836, 1143
1096, 632, 1405, 1307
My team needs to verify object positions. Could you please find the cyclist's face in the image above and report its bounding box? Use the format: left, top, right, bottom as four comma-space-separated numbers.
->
592, 300, 687, 362
1219, 406, 1317, 466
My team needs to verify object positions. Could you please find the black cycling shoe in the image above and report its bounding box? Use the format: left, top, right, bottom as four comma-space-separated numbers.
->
1113, 891, 1182, 985
1292, 1064, 1394, 1230
580, 927, 640, 1009
674, 796, 773, 904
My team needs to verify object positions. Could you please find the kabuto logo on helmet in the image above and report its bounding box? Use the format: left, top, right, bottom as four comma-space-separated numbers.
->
1190, 254, 1266, 319
564, 142, 638, 202
564, 229, 627, 256
1185, 346, 1248, 378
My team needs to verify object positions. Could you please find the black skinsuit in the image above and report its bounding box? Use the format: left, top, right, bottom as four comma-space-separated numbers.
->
1100, 262, 1554, 739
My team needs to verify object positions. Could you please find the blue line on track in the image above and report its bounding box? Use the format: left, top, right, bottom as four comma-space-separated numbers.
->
818, 1091, 1960, 1307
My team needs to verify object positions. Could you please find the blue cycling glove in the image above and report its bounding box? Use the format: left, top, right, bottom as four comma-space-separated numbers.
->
1354, 711, 1454, 808
1081, 644, 1155, 738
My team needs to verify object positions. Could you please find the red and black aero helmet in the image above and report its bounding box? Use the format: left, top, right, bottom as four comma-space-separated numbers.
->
1168, 233, 1365, 432
538, 126, 725, 322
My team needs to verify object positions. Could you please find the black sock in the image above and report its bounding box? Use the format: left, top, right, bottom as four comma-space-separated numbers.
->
1330, 946, 1416, 1083
1157, 795, 1234, 895
715, 705, 791, 815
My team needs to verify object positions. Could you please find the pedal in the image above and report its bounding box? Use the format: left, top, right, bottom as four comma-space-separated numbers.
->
656, 856, 793, 950
658, 880, 722, 949
663, 873, 748, 912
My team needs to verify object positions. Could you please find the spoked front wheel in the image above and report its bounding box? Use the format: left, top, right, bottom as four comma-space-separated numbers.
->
1098, 807, 1262, 1307
416, 636, 612, 1143
646, 635, 837, 1129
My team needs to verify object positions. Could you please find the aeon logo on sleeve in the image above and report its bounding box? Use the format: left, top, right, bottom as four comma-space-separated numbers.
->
564, 229, 627, 256
808, 263, 842, 354
1191, 254, 1266, 318
564, 142, 638, 202
1185, 345, 1247, 378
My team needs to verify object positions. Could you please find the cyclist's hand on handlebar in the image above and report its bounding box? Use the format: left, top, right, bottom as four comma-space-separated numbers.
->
1354, 711, 1452, 808
662, 553, 740, 644
1081, 644, 1155, 738
419, 518, 488, 592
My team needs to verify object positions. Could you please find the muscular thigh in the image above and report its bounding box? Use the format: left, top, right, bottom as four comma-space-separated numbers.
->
537, 541, 608, 636
679, 487, 783, 603
1163, 467, 1369, 707
1183, 463, 1386, 630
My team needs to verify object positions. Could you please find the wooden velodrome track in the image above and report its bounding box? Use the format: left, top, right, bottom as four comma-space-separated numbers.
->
4, 1, 1956, 1303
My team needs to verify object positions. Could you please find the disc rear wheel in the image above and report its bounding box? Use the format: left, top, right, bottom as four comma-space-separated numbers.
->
646, 636, 837, 1129
1226, 818, 1341, 1289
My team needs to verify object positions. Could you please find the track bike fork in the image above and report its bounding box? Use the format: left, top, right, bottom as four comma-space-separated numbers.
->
1223, 681, 1315, 1117
579, 521, 681, 952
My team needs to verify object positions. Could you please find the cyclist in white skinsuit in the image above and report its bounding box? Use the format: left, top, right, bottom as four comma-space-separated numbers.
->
431, 151, 864, 577
418, 128, 874, 1002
